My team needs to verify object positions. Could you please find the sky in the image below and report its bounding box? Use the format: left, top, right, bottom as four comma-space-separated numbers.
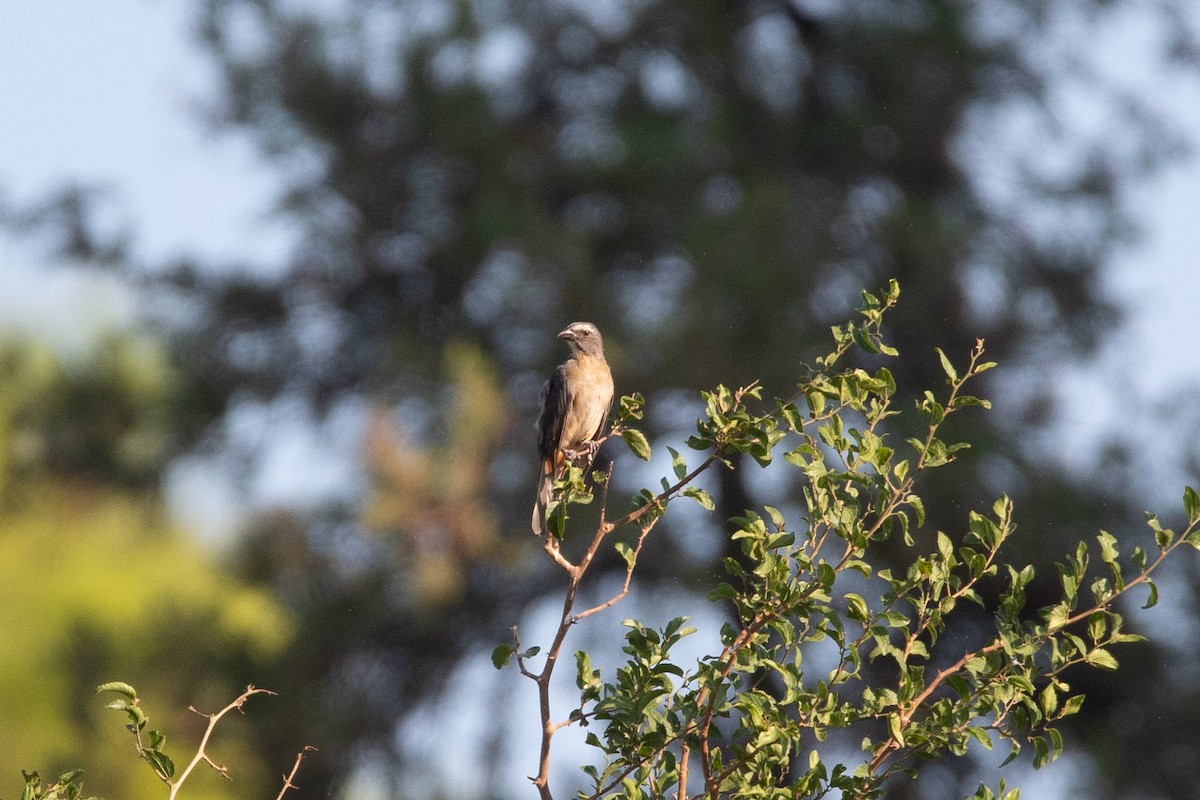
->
0, 0, 293, 268
0, 2, 1196, 358
2, 0, 1198, 513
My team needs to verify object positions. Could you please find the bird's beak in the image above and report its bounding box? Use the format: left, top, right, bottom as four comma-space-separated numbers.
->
557, 327, 575, 341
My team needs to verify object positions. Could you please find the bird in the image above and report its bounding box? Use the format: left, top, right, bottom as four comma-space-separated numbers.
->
532, 322, 615, 536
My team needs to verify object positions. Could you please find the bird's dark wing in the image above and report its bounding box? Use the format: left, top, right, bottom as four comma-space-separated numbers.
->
537, 364, 569, 460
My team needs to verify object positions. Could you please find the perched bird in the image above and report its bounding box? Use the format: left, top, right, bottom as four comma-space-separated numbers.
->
532, 322, 615, 536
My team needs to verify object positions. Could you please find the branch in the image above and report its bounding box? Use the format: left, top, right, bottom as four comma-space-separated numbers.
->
522, 419, 738, 798
275, 746, 317, 800
869, 517, 1200, 776
608, 452, 723, 532
571, 517, 657, 624
167, 686, 276, 800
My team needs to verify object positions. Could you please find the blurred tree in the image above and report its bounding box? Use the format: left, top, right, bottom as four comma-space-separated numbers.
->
0, 337, 292, 800
7, 0, 1199, 797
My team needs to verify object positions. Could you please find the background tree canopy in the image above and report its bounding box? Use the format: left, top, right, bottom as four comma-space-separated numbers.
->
3, 0, 1200, 798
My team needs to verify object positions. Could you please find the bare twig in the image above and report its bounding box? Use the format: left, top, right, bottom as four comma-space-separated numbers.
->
168, 686, 276, 800
275, 746, 317, 800
571, 520, 656, 624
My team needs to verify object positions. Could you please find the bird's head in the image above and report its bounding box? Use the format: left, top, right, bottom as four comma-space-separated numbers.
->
558, 322, 605, 358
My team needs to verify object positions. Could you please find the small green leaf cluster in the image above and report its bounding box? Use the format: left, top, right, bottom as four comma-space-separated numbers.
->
688, 383, 781, 467
2, 770, 94, 800
617, 393, 652, 462
493, 641, 542, 670
967, 780, 1020, 800
98, 681, 176, 782
6, 681, 293, 800
546, 462, 603, 539
575, 618, 697, 796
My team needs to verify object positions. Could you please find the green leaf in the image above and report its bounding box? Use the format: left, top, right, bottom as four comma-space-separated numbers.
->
844, 593, 869, 623
945, 674, 971, 699
1032, 736, 1050, 769
1048, 727, 1064, 764
143, 749, 175, 780
1040, 683, 1058, 715
1045, 603, 1069, 632
1186, 486, 1200, 524
1096, 530, 1119, 564
886, 713, 905, 747
779, 401, 804, 432
547, 500, 567, 539
708, 582, 737, 601
805, 389, 827, 416
1156, 525, 1173, 549
1142, 578, 1159, 610
966, 726, 994, 750
937, 531, 954, 560
764, 505, 786, 529
682, 486, 715, 511
1086, 648, 1119, 670
667, 446, 687, 480
1060, 694, 1086, 717
852, 325, 879, 354
614, 540, 636, 568
907, 494, 925, 527
618, 393, 645, 421
951, 394, 992, 410
935, 347, 957, 382
999, 742, 1022, 767
491, 644, 514, 670
96, 681, 138, 700
120, 704, 148, 731
621, 428, 652, 460
664, 616, 692, 640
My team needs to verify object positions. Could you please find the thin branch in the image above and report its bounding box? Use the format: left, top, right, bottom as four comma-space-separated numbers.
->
608, 453, 722, 532
543, 534, 577, 573
527, 427, 729, 798
168, 686, 276, 800
572, 518, 657, 624
275, 746, 317, 800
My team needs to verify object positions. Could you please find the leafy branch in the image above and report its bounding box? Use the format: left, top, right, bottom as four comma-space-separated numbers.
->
494, 280, 1200, 800
5, 682, 314, 800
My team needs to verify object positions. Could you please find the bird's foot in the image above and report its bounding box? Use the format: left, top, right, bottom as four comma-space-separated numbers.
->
565, 440, 602, 469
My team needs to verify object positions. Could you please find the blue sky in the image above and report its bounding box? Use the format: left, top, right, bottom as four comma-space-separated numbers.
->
0, 0, 291, 266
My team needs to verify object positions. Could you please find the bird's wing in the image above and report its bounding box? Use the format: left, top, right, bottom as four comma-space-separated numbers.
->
537, 364, 569, 460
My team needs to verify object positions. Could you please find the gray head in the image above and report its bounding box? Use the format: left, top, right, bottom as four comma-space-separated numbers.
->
558, 321, 605, 358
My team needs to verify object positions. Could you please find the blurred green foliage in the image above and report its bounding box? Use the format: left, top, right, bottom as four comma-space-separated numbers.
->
0, 336, 291, 800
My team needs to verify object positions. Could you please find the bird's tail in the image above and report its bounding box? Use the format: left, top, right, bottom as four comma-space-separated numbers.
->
531, 459, 554, 536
